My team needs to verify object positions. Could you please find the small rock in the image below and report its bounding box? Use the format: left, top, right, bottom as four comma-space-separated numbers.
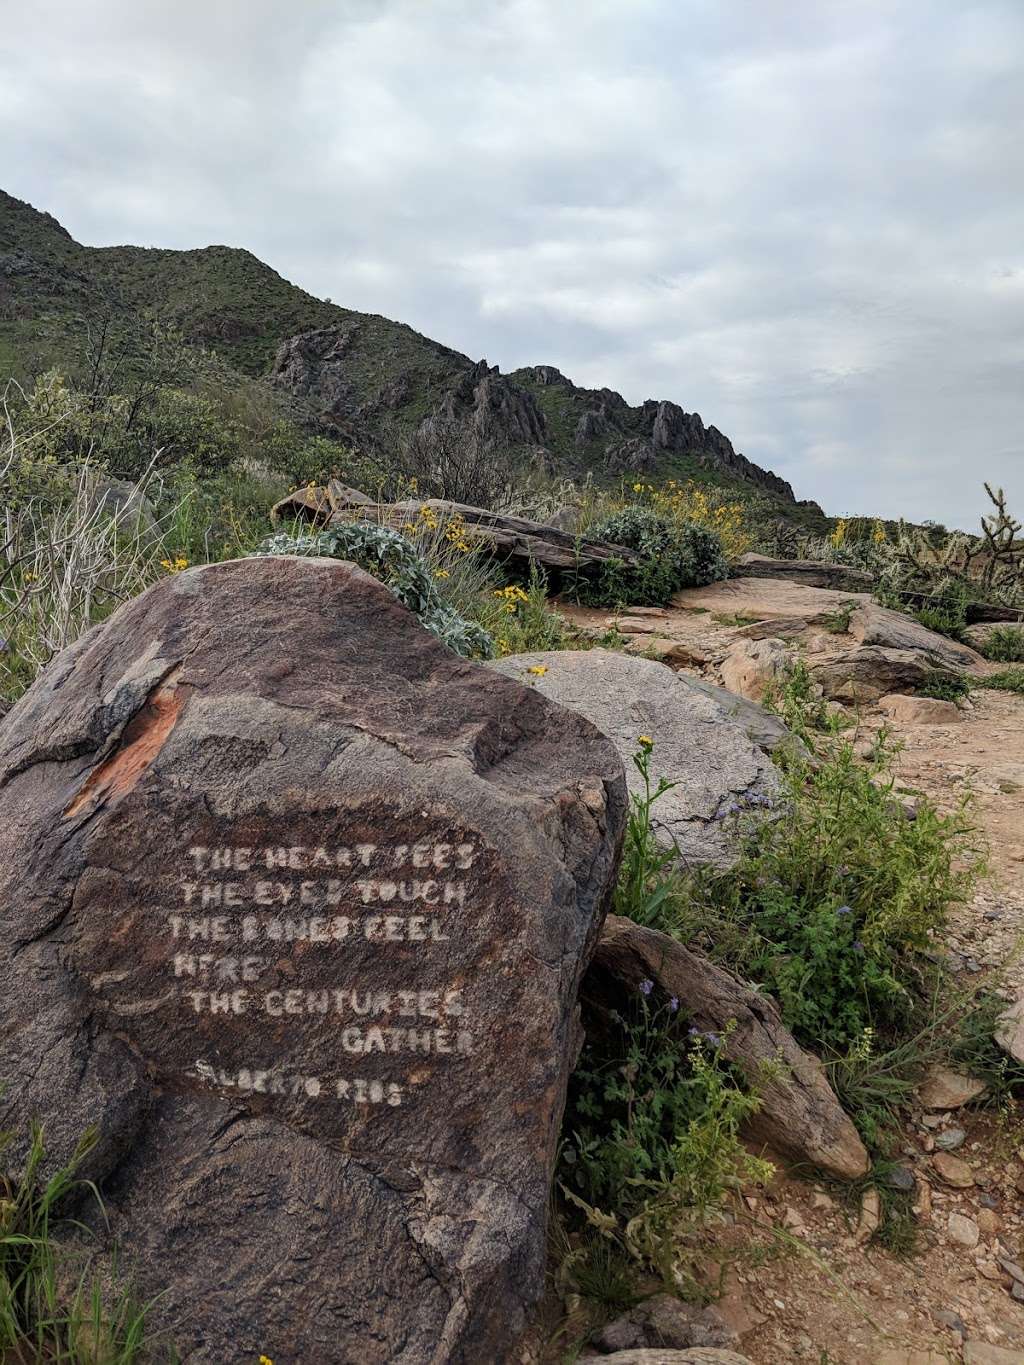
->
948, 1211, 981, 1247
596, 1318, 646, 1352
932, 1152, 976, 1188
879, 693, 964, 725
913, 1177, 933, 1219
932, 1307, 968, 1338
615, 616, 659, 634
997, 1256, 1024, 1284
1012, 1282, 1024, 1305
721, 637, 792, 702
858, 1187, 881, 1241
996, 986, 1024, 1065
935, 1126, 967, 1151
875, 1351, 954, 1365
883, 1164, 917, 1192
918, 1065, 987, 1111
977, 1208, 1001, 1237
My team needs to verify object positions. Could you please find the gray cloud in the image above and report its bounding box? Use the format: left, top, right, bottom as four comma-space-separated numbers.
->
1, 0, 1021, 527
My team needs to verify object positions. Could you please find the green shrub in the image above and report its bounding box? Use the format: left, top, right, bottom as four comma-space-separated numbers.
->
977, 668, 1024, 695
980, 625, 1024, 663
674, 737, 984, 1054
252, 522, 495, 659
558, 740, 771, 1285
561, 991, 770, 1283
763, 660, 848, 742
917, 671, 971, 703
571, 507, 728, 608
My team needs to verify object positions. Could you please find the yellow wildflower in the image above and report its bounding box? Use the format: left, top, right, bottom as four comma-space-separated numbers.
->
638, 734, 653, 747
259, 1356, 274, 1365
435, 569, 450, 580
527, 664, 548, 676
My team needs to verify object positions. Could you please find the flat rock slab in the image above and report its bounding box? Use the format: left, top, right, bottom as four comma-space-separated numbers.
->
490, 650, 782, 869
582, 1352, 754, 1365
809, 646, 931, 702
0, 556, 627, 1364
849, 602, 986, 673
673, 576, 870, 623
918, 1065, 987, 1111
735, 554, 875, 593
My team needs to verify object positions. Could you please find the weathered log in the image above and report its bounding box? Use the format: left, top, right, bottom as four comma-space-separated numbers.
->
585, 916, 870, 1181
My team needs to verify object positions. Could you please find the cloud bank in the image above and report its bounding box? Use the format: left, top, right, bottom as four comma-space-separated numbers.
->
1, 0, 1021, 527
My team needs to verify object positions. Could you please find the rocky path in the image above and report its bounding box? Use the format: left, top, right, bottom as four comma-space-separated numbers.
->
558, 585, 1024, 1365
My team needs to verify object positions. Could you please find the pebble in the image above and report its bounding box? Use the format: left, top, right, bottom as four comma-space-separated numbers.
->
933, 1307, 968, 1337
948, 1212, 981, 1247
884, 1165, 917, 1192
977, 1208, 1001, 1237
935, 1126, 967, 1151
932, 1152, 976, 1188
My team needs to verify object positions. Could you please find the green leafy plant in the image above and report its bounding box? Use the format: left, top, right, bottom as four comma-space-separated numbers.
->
763, 660, 847, 741
977, 668, 1024, 696
561, 991, 770, 1280
675, 735, 984, 1054
917, 671, 971, 703
612, 736, 682, 928
980, 625, 1024, 663
252, 521, 495, 659
571, 506, 728, 608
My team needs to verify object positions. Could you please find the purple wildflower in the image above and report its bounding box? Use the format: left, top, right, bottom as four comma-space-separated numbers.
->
669, 996, 680, 1013
853, 940, 865, 954
688, 1026, 701, 1038
639, 978, 653, 996
836, 905, 853, 917
705, 1031, 723, 1048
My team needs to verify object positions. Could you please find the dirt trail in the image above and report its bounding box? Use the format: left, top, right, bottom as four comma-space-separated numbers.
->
558, 595, 1024, 1364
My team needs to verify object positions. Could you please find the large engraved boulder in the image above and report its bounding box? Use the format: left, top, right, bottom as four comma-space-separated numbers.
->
0, 556, 627, 1363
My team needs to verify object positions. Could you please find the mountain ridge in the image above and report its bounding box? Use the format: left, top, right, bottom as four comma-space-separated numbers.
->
0, 188, 818, 516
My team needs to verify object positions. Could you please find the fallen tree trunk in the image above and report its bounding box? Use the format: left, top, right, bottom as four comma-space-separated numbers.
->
585, 916, 869, 1181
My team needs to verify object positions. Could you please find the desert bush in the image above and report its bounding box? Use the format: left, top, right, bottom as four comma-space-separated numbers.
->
571, 506, 728, 608
675, 733, 984, 1055
762, 659, 849, 742
252, 522, 495, 659
0, 460, 175, 711
384, 415, 531, 509
980, 625, 1024, 663
562, 996, 768, 1220
558, 741, 771, 1289
577, 478, 753, 560
977, 667, 1024, 696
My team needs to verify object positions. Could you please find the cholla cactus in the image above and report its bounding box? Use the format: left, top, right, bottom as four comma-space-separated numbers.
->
879, 485, 1024, 609
974, 484, 1023, 602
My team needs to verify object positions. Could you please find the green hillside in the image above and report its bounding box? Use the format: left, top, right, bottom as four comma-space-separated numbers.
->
0, 187, 822, 524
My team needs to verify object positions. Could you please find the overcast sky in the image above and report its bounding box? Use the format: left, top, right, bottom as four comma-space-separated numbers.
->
1, 0, 1021, 527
